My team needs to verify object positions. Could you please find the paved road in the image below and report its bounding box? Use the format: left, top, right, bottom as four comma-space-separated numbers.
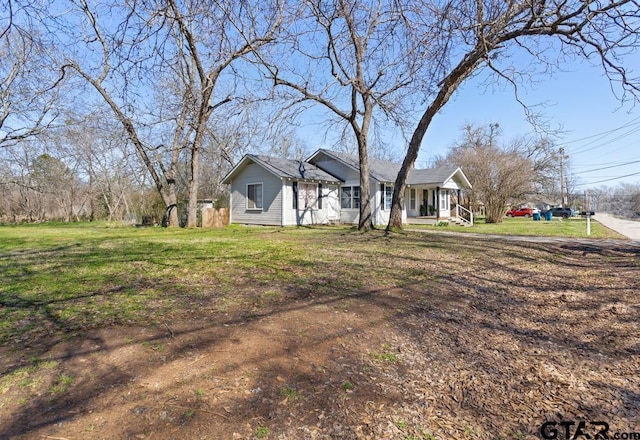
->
593, 212, 640, 242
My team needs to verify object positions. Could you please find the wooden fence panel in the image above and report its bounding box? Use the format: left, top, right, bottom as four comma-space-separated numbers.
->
201, 208, 230, 228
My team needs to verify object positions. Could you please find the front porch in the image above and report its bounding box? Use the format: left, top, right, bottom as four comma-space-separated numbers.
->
404, 186, 474, 226
406, 216, 439, 225
406, 209, 473, 227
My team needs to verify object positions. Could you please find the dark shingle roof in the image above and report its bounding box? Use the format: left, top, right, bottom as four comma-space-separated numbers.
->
248, 155, 342, 182
312, 149, 464, 186
406, 167, 460, 185
223, 150, 470, 188
315, 149, 401, 182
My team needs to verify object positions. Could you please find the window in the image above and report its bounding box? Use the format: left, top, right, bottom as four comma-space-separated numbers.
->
353, 186, 360, 209
341, 186, 360, 209
384, 185, 392, 210
341, 186, 352, 209
298, 183, 317, 209
292, 181, 298, 209
439, 189, 449, 211
410, 188, 416, 210
380, 184, 392, 210
294, 182, 322, 209
247, 183, 263, 210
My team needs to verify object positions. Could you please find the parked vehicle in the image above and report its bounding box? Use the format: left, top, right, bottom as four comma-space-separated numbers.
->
541, 207, 574, 219
506, 207, 533, 218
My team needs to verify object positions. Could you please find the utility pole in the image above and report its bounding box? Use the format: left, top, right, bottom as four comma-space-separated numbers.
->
559, 147, 565, 208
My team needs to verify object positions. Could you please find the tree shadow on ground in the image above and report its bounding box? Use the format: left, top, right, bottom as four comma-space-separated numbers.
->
1, 229, 638, 439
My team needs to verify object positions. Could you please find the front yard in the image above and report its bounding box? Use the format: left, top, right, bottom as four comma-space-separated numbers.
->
0, 224, 638, 439
411, 216, 626, 239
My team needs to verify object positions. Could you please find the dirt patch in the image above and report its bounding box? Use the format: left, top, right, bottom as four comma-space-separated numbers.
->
1, 230, 638, 439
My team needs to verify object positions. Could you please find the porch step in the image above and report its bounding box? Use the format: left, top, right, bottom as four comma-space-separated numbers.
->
449, 217, 472, 227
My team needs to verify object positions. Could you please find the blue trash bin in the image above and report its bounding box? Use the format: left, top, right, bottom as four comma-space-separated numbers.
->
544, 211, 552, 221
533, 213, 540, 221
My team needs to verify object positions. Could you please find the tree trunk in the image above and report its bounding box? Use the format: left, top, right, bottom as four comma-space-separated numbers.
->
357, 141, 372, 230
186, 143, 200, 227
387, 105, 436, 230
387, 51, 483, 231
163, 181, 179, 226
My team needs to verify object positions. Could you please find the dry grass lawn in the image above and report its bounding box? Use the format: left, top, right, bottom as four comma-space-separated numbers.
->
0, 225, 638, 439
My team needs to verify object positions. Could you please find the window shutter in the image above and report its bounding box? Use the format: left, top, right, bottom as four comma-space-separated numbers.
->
318, 184, 323, 209
380, 183, 385, 210
293, 181, 298, 209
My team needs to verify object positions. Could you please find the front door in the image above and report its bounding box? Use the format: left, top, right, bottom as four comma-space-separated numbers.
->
423, 190, 429, 215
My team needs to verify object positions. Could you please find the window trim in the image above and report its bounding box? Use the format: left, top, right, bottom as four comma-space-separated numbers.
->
341, 186, 352, 209
341, 185, 361, 210
298, 182, 318, 209
292, 181, 298, 209
410, 188, 416, 211
246, 182, 263, 210
383, 185, 392, 210
439, 189, 449, 211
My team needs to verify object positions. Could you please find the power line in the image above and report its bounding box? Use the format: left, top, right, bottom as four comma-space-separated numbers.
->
576, 158, 640, 174
557, 115, 640, 149
554, 115, 640, 158
573, 155, 640, 167
569, 124, 640, 156
575, 170, 640, 187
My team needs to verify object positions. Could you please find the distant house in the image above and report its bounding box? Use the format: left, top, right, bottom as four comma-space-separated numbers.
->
221, 149, 472, 226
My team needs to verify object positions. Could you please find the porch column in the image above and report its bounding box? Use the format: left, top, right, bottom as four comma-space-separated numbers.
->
436, 187, 440, 221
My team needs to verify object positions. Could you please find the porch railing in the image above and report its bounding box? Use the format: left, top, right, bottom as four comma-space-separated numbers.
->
455, 204, 474, 226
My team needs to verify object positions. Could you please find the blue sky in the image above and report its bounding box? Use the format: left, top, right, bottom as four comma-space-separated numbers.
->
418, 59, 640, 190
296, 55, 639, 190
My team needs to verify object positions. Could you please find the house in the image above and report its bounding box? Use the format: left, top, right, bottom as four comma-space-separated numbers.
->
221, 149, 472, 226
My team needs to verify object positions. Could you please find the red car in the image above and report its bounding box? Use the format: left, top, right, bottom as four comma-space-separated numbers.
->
506, 207, 533, 218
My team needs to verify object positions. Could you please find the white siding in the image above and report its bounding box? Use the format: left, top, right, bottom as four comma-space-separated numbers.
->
406, 188, 420, 217
230, 163, 283, 226
442, 179, 461, 190
282, 181, 335, 226
342, 181, 396, 226
373, 182, 388, 226
339, 179, 362, 225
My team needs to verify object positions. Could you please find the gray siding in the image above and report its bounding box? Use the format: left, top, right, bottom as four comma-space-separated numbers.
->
313, 157, 359, 182
230, 163, 283, 226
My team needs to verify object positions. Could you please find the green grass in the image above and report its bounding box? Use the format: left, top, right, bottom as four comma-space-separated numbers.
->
0, 223, 315, 345
255, 426, 270, 438
370, 343, 400, 363
279, 386, 301, 400
49, 373, 74, 395
0, 220, 628, 347
411, 216, 625, 239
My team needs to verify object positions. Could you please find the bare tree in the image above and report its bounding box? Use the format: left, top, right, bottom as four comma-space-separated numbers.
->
50, 0, 283, 227
255, 0, 423, 230
387, 0, 640, 230
436, 124, 540, 223
52, 113, 143, 222
0, 3, 66, 148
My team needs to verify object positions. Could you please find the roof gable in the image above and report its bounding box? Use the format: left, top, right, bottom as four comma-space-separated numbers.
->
307, 149, 400, 183
407, 167, 471, 188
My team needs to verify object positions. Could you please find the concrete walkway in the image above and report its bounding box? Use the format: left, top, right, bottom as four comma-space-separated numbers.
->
593, 212, 640, 242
